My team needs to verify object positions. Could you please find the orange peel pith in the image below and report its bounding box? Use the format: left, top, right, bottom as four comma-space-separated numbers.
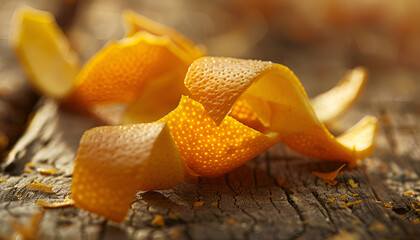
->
10, 7, 81, 99
311, 67, 368, 125
71, 122, 184, 222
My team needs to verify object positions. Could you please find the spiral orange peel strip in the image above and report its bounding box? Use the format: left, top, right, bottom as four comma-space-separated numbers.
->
186, 57, 377, 164
11, 8, 378, 222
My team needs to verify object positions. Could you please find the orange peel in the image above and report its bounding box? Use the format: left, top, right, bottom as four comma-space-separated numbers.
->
312, 164, 346, 182
10, 7, 81, 99
11, 7, 379, 223
12, 8, 203, 123
185, 57, 378, 163
311, 67, 368, 125
158, 96, 276, 177
70, 31, 194, 106
71, 122, 184, 222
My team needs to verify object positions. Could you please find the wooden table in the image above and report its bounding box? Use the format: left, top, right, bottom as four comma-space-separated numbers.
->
0, 1, 419, 239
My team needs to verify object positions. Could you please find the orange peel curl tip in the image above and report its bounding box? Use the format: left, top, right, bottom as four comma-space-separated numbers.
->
71, 122, 184, 222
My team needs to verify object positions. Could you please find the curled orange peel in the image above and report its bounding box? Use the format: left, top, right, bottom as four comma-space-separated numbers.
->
12, 8, 203, 123
11, 7, 378, 223
71, 122, 184, 222
158, 96, 277, 177
69, 31, 192, 105
311, 67, 368, 125
185, 57, 378, 164
71, 59, 376, 221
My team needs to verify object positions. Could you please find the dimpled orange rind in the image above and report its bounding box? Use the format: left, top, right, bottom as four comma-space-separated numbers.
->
185, 57, 378, 163
158, 96, 276, 177
71, 122, 184, 222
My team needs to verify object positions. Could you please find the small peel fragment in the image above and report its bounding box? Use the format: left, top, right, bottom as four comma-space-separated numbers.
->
384, 202, 393, 209
10, 7, 81, 99
404, 190, 414, 196
71, 122, 184, 222
348, 179, 359, 188
37, 199, 75, 208
26, 183, 56, 193
38, 168, 57, 175
150, 214, 165, 227
312, 164, 346, 183
340, 200, 362, 208
193, 200, 205, 207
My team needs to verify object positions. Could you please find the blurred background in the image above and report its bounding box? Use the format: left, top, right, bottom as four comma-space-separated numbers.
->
2, 0, 420, 97
0, 0, 419, 150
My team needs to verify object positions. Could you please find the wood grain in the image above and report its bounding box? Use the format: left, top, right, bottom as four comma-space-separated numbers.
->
0, 98, 419, 240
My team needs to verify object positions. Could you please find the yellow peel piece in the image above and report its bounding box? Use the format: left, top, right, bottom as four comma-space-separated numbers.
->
71, 122, 184, 222
10, 7, 81, 99
311, 67, 368, 125
185, 57, 378, 163
158, 96, 276, 177
312, 164, 346, 182
26, 183, 56, 193
36, 199, 75, 208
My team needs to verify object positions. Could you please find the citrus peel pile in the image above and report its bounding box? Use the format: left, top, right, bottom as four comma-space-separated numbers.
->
11, 7, 378, 222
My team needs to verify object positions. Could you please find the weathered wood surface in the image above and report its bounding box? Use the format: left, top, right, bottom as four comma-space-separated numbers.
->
0, 98, 419, 240
1, 0, 420, 240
